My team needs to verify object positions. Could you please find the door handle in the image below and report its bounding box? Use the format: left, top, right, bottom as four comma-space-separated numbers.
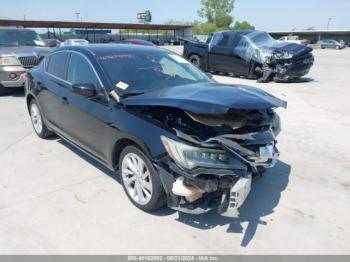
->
60, 97, 69, 105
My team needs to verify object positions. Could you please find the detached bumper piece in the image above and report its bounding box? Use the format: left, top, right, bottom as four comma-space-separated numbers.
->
218, 174, 252, 218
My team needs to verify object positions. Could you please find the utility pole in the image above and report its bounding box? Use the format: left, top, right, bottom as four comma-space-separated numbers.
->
75, 12, 80, 22
327, 17, 333, 30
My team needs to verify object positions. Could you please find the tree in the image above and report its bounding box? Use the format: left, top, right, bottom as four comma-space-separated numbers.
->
198, 0, 235, 26
232, 20, 255, 30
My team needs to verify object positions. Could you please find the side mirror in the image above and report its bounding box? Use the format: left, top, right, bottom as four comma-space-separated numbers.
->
72, 83, 96, 97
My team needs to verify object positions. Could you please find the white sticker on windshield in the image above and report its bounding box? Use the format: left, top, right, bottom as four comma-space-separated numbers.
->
116, 81, 129, 90
169, 54, 190, 64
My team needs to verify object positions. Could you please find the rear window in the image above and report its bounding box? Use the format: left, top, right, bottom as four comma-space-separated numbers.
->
46, 52, 69, 79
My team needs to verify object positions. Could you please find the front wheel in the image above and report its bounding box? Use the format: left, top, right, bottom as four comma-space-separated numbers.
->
29, 100, 53, 139
119, 146, 166, 212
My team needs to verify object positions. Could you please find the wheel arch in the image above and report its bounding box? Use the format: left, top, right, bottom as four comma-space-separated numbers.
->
26, 94, 35, 113
109, 136, 153, 171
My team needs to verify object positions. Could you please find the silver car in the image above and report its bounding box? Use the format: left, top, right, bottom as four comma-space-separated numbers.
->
0, 28, 51, 95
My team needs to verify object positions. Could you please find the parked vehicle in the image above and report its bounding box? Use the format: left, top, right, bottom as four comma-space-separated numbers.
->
183, 30, 314, 83
319, 39, 345, 49
278, 35, 309, 46
25, 44, 286, 217
0, 27, 51, 95
44, 39, 61, 48
62, 39, 89, 47
122, 39, 156, 47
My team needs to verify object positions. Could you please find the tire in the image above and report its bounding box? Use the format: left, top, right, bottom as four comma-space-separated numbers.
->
119, 146, 166, 212
247, 62, 259, 80
188, 54, 202, 69
29, 99, 53, 139
0, 85, 7, 96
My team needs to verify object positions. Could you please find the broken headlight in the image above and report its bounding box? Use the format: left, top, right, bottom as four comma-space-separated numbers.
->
260, 49, 273, 61
161, 136, 230, 170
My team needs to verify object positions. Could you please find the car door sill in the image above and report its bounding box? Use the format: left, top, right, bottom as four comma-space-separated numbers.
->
55, 131, 112, 171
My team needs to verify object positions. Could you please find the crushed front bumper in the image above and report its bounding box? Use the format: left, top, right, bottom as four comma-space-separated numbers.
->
154, 142, 278, 218
274, 55, 314, 81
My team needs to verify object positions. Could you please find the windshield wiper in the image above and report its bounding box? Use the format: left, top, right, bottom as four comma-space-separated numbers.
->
121, 92, 145, 99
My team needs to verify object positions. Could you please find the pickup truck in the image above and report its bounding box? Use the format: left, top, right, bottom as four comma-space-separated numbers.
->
183, 30, 314, 82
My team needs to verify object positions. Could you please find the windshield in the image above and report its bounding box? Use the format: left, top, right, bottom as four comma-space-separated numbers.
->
244, 31, 277, 48
0, 30, 45, 46
97, 50, 211, 94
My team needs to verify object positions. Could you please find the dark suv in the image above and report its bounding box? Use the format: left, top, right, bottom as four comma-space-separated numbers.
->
25, 44, 286, 217
0, 27, 50, 95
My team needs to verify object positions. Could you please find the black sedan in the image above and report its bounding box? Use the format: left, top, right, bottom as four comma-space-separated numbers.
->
25, 45, 286, 217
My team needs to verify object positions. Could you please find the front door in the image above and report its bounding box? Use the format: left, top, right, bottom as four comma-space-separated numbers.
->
57, 52, 113, 162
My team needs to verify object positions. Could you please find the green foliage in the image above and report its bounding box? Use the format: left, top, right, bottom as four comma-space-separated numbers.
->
232, 20, 255, 30
198, 0, 235, 24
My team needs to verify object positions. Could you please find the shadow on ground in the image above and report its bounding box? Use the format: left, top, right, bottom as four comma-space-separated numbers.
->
0, 87, 25, 97
214, 73, 314, 84
57, 138, 291, 246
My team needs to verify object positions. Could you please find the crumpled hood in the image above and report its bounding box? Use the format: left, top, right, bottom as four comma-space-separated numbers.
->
0, 46, 51, 58
121, 82, 287, 114
262, 42, 312, 57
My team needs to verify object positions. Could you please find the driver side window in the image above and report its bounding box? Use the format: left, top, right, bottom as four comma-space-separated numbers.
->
67, 53, 100, 90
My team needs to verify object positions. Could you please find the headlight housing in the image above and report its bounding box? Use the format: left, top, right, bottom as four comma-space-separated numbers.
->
0, 56, 21, 66
161, 136, 231, 170
260, 49, 273, 60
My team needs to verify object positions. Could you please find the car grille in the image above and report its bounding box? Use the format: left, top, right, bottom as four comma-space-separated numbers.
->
18, 56, 41, 68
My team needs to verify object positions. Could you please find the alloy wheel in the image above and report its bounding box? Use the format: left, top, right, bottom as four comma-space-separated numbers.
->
121, 152, 153, 205
30, 103, 43, 134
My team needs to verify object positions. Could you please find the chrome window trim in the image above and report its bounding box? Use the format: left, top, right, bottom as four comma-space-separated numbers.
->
44, 49, 109, 101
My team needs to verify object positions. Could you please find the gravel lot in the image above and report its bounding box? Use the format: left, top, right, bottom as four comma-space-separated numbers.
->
0, 48, 349, 254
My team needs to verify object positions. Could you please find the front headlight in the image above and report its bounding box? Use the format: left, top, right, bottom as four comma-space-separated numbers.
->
260, 49, 273, 60
161, 136, 231, 170
0, 56, 21, 66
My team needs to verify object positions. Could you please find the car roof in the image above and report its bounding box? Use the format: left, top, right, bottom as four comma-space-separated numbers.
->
57, 44, 170, 56
219, 30, 257, 36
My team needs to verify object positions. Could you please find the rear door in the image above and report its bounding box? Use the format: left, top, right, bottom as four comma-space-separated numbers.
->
40, 51, 70, 129
231, 34, 251, 75
208, 32, 248, 75
57, 52, 113, 162
208, 32, 233, 72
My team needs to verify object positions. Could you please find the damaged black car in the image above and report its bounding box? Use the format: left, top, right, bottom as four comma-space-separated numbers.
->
25, 45, 286, 217
183, 30, 314, 82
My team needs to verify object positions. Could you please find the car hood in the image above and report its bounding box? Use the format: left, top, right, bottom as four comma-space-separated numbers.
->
262, 42, 312, 56
121, 82, 287, 115
0, 46, 51, 58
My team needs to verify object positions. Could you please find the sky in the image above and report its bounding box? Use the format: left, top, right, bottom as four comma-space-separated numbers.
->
0, 0, 349, 31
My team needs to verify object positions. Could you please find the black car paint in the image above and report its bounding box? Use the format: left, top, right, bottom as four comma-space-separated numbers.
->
122, 82, 287, 114
26, 45, 286, 215
183, 30, 314, 82
27, 46, 179, 170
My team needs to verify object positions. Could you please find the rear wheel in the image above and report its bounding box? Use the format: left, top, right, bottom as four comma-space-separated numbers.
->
188, 54, 202, 69
29, 100, 53, 139
119, 146, 166, 212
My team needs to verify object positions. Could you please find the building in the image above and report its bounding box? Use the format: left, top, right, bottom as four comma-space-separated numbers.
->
0, 19, 193, 43
270, 30, 350, 42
